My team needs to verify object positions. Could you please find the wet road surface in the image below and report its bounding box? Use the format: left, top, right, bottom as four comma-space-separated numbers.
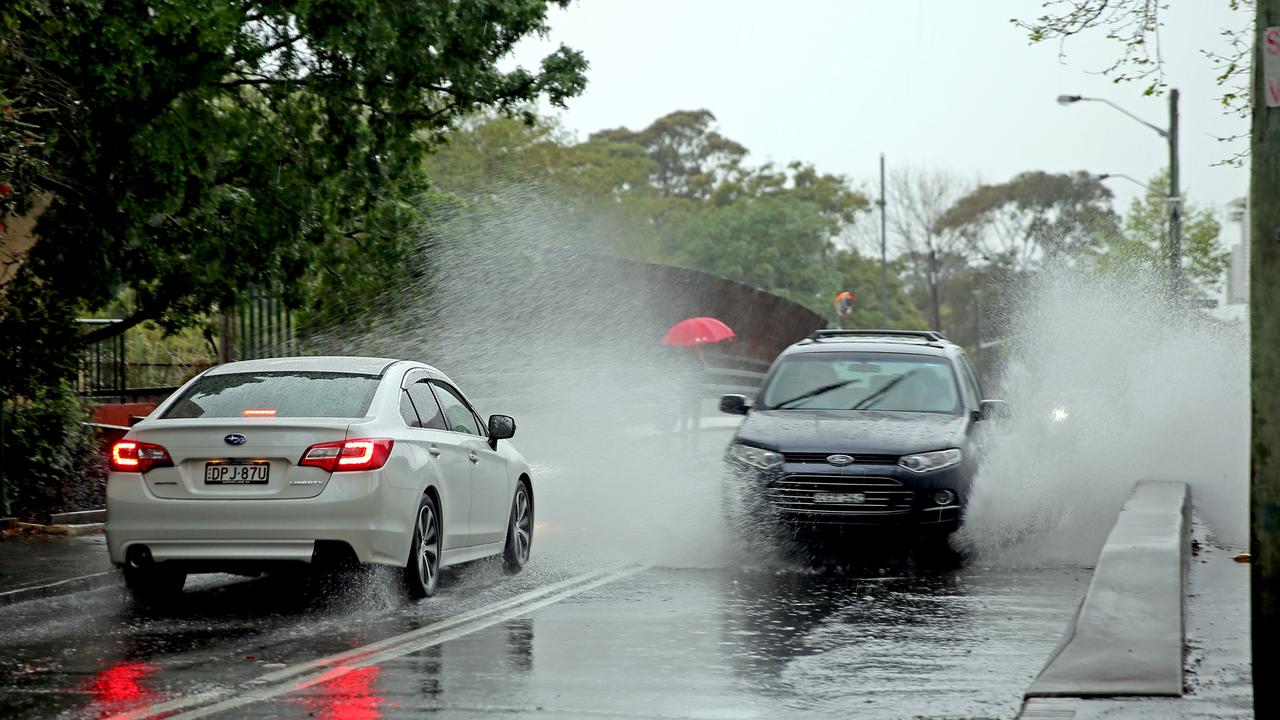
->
0, 555, 1088, 719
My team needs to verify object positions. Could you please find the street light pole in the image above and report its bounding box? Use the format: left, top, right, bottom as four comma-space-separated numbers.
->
880, 153, 888, 327
1057, 92, 1182, 300
1168, 89, 1183, 303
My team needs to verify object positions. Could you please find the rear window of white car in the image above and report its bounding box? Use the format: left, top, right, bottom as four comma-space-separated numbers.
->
161, 371, 381, 419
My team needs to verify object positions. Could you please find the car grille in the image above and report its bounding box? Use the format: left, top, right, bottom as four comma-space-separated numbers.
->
767, 475, 913, 515
783, 452, 900, 466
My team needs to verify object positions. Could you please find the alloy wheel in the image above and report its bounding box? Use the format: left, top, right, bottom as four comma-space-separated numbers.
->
416, 503, 439, 591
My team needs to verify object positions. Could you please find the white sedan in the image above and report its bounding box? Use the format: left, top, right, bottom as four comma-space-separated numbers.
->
106, 356, 534, 601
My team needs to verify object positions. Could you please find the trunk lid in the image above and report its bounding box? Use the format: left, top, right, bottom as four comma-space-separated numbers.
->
129, 418, 354, 499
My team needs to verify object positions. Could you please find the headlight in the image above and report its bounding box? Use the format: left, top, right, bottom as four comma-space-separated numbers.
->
898, 448, 962, 474
727, 442, 784, 469
1050, 406, 1069, 423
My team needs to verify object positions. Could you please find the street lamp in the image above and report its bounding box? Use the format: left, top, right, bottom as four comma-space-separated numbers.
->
1058, 91, 1183, 301
1095, 172, 1156, 193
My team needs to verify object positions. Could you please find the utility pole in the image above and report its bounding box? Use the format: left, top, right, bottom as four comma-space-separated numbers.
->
1168, 88, 1183, 303
879, 153, 888, 327
1251, 7, 1280, 718
974, 290, 983, 372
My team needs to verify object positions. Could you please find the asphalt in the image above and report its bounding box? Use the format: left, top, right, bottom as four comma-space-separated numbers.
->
0, 557, 1090, 719
0, 414, 1251, 719
0, 533, 115, 603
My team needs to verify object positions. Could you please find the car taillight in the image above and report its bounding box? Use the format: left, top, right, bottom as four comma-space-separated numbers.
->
110, 440, 174, 473
299, 438, 394, 472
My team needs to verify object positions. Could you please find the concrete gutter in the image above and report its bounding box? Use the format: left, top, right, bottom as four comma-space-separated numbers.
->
1025, 480, 1190, 698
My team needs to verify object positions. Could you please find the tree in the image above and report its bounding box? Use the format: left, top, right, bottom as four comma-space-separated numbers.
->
888, 168, 973, 331
662, 195, 839, 309
1093, 170, 1228, 294
423, 110, 870, 314
0, 0, 587, 397
829, 250, 927, 330
935, 171, 1119, 271
590, 109, 747, 201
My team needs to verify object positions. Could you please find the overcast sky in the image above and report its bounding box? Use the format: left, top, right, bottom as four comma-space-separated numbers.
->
509, 1, 1251, 249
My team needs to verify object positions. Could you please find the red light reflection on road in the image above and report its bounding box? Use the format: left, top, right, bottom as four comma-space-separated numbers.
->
84, 661, 157, 717
294, 665, 384, 720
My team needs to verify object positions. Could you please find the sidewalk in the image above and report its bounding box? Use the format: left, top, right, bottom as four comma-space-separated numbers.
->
0, 530, 117, 605
1020, 520, 1252, 718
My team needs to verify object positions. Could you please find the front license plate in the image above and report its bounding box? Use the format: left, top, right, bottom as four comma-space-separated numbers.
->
204, 462, 270, 484
815, 492, 866, 504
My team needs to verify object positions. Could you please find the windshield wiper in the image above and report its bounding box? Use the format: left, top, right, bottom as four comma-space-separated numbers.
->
851, 369, 920, 410
772, 379, 864, 409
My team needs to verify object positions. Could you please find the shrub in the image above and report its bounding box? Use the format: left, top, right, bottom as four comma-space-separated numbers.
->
2, 383, 105, 522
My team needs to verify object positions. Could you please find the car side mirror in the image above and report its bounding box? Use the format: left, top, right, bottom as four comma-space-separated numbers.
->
719, 394, 750, 416
487, 414, 516, 449
977, 399, 1011, 421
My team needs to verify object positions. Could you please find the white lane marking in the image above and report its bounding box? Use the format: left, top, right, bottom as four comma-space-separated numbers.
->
109, 565, 643, 720
0, 571, 116, 603
173, 565, 645, 719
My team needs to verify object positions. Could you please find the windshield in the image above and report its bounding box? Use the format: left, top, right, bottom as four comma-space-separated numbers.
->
759, 352, 961, 414
161, 371, 382, 419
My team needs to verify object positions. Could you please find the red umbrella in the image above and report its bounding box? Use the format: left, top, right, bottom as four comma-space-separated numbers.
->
662, 317, 735, 347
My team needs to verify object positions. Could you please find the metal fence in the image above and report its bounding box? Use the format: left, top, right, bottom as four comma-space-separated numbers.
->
235, 291, 296, 360
74, 293, 295, 399
76, 319, 128, 398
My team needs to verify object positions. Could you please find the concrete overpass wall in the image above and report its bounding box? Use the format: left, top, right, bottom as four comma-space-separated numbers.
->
528, 252, 827, 367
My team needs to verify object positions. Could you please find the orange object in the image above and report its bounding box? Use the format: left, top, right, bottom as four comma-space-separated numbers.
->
834, 291, 856, 316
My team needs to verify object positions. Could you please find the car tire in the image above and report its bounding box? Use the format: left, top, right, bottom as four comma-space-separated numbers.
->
123, 563, 186, 603
404, 493, 442, 599
913, 533, 965, 569
502, 481, 533, 574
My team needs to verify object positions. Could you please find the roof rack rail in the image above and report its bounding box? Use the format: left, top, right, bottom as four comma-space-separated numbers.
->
806, 329, 947, 342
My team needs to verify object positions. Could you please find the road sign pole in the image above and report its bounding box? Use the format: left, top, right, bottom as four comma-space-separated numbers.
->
879, 153, 889, 327
1252, 10, 1280, 718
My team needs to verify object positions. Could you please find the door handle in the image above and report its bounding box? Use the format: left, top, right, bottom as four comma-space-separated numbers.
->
468, 452, 479, 464
428, 446, 441, 457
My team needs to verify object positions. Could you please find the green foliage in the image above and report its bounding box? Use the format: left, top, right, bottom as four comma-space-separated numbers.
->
1094, 170, 1228, 293
828, 251, 927, 330
936, 171, 1119, 269
424, 109, 882, 319
591, 109, 747, 201
2, 383, 104, 521
0, 0, 587, 395
662, 195, 839, 309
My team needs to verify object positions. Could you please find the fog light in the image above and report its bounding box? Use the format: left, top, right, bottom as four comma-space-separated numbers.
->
933, 490, 955, 506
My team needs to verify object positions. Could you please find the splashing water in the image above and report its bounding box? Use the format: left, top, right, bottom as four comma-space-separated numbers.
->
308, 188, 736, 569
954, 270, 1248, 565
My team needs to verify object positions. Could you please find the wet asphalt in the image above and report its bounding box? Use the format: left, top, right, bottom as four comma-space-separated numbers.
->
0, 553, 1088, 719
0, 421, 1091, 719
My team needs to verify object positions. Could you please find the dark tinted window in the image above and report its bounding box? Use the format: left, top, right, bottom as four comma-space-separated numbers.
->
407, 381, 448, 430
431, 382, 481, 435
759, 352, 961, 414
399, 392, 420, 426
163, 372, 381, 419
957, 354, 982, 403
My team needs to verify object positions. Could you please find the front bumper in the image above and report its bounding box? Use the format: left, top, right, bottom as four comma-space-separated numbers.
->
106, 472, 418, 569
723, 459, 969, 532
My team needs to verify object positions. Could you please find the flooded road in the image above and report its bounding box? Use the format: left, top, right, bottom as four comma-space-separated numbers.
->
0, 554, 1087, 719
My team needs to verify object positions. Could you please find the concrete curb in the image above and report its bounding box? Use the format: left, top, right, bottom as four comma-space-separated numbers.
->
1025, 480, 1189, 699
0, 570, 120, 607
50, 509, 106, 524
14, 522, 106, 536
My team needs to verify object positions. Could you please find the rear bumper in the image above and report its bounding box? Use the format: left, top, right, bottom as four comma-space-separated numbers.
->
106, 472, 418, 568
